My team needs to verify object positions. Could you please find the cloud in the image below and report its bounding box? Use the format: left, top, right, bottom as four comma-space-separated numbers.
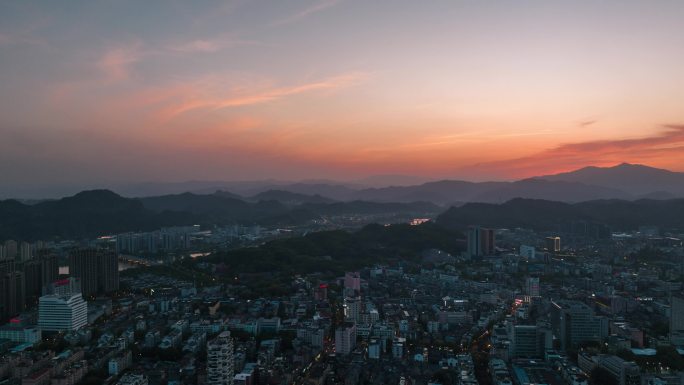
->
97, 42, 142, 82
162, 72, 367, 118
273, 0, 340, 26
578, 119, 597, 127
466, 124, 684, 178
173, 39, 222, 53
169, 37, 258, 53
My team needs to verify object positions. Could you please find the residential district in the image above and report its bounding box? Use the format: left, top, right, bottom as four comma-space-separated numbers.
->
2, 222, 684, 385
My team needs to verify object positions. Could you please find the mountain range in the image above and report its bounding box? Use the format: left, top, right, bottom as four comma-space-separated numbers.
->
115, 163, 684, 205
0, 190, 440, 241
3, 163, 684, 240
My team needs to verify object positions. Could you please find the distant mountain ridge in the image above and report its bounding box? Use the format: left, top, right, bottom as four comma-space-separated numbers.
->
0, 190, 440, 241
248, 190, 335, 205
538, 163, 684, 196
3, 163, 682, 206
110, 163, 684, 205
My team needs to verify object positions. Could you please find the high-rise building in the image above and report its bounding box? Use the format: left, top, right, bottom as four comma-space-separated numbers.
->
512, 325, 552, 358
38, 292, 88, 332
551, 300, 608, 350
69, 249, 118, 298
519, 245, 536, 260
467, 226, 495, 258
525, 277, 540, 297
314, 283, 328, 301
19, 242, 33, 262
22, 259, 42, 303
545, 237, 561, 252
368, 338, 381, 359
39, 252, 59, 293
207, 331, 234, 385
335, 322, 357, 355
344, 272, 361, 295
344, 297, 362, 323
0, 259, 25, 322
670, 295, 684, 344
3, 240, 18, 260
21, 251, 58, 306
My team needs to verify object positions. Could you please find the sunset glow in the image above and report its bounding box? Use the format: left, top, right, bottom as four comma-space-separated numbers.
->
1, 0, 683, 196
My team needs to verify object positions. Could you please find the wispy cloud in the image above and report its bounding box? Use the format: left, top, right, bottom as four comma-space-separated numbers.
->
162, 72, 367, 118
169, 36, 259, 53
466, 124, 684, 178
272, 0, 340, 26
97, 42, 142, 82
173, 39, 222, 53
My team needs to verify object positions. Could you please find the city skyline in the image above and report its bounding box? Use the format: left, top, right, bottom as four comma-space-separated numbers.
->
1, 1, 684, 195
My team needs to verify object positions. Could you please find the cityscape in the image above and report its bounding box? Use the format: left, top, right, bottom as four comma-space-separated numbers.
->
2, 1, 684, 385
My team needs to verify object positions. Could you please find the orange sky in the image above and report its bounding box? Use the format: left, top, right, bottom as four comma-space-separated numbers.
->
1, 0, 683, 195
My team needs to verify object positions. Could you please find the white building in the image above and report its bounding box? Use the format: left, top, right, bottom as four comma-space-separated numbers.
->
207, 331, 234, 385
38, 293, 87, 332
344, 297, 361, 323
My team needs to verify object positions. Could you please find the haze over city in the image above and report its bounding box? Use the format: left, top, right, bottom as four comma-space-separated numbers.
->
1, 0, 684, 198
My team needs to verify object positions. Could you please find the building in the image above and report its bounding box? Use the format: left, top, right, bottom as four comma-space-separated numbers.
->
335, 322, 357, 355
117, 374, 148, 385
392, 337, 405, 359
22, 253, 58, 305
467, 226, 495, 258
551, 300, 608, 350
207, 331, 234, 385
512, 325, 552, 358
48, 277, 82, 297
545, 237, 561, 252
520, 245, 536, 260
0, 258, 25, 322
344, 297, 361, 323
368, 339, 381, 359
314, 283, 328, 301
0, 323, 41, 344
108, 351, 133, 375
525, 277, 540, 297
596, 355, 641, 385
38, 293, 88, 332
344, 272, 360, 295
671, 295, 684, 345
2, 240, 18, 260
19, 242, 32, 262
69, 249, 118, 298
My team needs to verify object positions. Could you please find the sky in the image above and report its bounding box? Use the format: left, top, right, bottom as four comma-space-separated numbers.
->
1, 0, 684, 197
